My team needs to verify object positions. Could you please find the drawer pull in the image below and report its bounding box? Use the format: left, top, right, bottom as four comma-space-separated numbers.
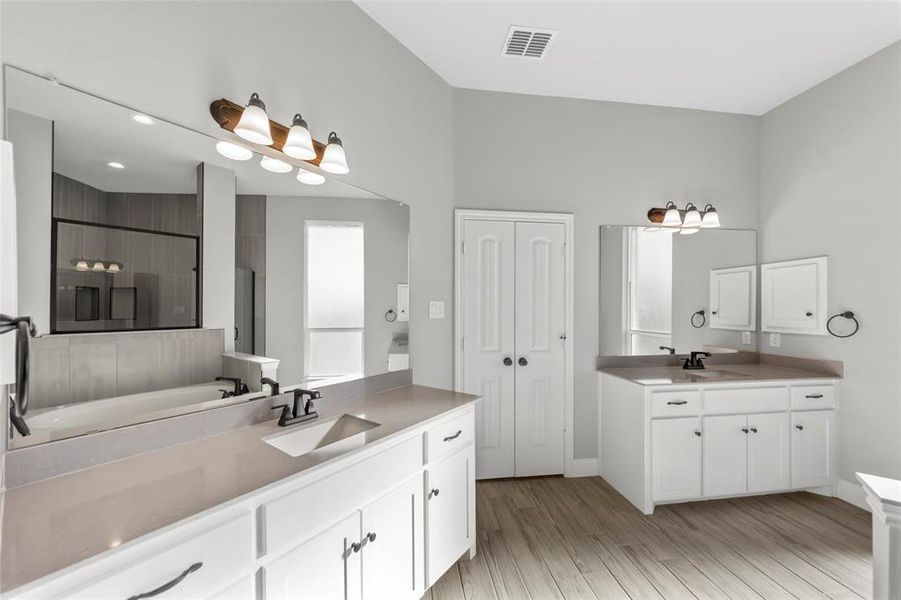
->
127, 562, 203, 600
666, 400, 688, 406
429, 488, 440, 499
443, 430, 463, 442
805, 394, 824, 399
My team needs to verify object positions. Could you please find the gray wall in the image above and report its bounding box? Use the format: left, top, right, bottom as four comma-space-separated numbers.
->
236, 195, 266, 354
1, 0, 455, 391
598, 226, 626, 355
455, 89, 760, 458
266, 196, 409, 384
759, 42, 901, 484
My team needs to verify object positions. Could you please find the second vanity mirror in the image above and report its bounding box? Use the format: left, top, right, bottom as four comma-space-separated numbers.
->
5, 66, 410, 447
600, 225, 758, 357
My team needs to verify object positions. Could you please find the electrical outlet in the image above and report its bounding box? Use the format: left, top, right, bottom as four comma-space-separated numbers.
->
741, 331, 752, 345
769, 333, 781, 348
429, 301, 445, 319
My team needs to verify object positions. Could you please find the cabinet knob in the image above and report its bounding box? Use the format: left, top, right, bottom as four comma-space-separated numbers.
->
518, 357, 529, 367
795, 425, 804, 431
750, 427, 758, 433
741, 428, 749, 434
429, 488, 440, 499
367, 532, 377, 543
503, 357, 513, 366
694, 431, 702, 437
806, 311, 814, 317
351, 542, 362, 553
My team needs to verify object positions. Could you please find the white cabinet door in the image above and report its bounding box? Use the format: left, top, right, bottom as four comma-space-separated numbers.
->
652, 418, 702, 502
264, 512, 361, 600
761, 257, 828, 334
709, 265, 756, 330
748, 412, 790, 493
426, 447, 473, 587
703, 415, 748, 497
361, 476, 422, 600
462, 220, 516, 479
792, 410, 835, 488
514, 221, 566, 477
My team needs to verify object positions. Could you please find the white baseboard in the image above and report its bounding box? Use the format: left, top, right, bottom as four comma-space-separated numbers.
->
837, 478, 870, 512
565, 458, 599, 478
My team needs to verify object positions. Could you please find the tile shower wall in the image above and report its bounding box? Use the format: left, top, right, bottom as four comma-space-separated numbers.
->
236, 195, 266, 354
28, 328, 224, 410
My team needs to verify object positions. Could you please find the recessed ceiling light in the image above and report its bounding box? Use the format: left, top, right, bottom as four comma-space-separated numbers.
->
107, 162, 125, 169
131, 114, 154, 125
297, 168, 325, 185
215, 141, 253, 161
260, 155, 292, 174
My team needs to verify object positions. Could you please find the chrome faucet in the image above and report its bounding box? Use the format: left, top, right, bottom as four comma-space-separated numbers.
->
271, 389, 320, 427
1, 314, 37, 436
683, 351, 712, 370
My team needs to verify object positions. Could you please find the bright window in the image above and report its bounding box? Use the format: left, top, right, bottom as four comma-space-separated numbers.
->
305, 222, 364, 378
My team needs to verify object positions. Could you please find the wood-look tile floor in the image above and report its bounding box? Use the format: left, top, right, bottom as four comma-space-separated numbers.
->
426, 476, 872, 600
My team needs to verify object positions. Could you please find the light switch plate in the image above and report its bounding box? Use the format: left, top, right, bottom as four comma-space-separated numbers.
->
741, 331, 752, 345
769, 332, 781, 348
429, 301, 445, 319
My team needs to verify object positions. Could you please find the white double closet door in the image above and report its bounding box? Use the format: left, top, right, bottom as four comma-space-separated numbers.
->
462, 219, 566, 479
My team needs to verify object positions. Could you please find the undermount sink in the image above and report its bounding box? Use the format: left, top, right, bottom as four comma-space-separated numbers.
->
680, 369, 752, 381
263, 414, 380, 458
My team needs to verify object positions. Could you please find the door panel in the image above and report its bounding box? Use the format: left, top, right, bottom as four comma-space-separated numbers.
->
361, 476, 422, 599
792, 410, 834, 488
263, 512, 361, 600
748, 412, 790, 492
514, 222, 566, 477
426, 448, 473, 587
462, 220, 516, 479
703, 415, 749, 497
652, 417, 702, 501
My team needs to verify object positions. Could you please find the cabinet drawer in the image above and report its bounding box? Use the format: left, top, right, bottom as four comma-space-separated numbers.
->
262, 436, 421, 555
650, 390, 701, 417
68, 511, 254, 600
791, 385, 835, 410
704, 387, 788, 414
426, 409, 474, 463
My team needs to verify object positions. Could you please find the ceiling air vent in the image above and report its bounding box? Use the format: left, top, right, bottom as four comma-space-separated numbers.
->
502, 26, 557, 59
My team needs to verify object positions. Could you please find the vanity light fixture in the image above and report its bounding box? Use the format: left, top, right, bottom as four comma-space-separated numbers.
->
215, 141, 253, 161
91, 261, 106, 272
661, 202, 682, 227
320, 132, 349, 174
260, 155, 293, 174
283, 114, 316, 160
233, 93, 273, 145
701, 204, 720, 228
107, 161, 125, 169
131, 114, 154, 125
297, 168, 325, 185
74, 260, 89, 272
106, 262, 121, 274
682, 203, 702, 228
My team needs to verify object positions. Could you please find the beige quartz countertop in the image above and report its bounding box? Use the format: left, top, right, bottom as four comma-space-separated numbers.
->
0, 385, 477, 593
597, 363, 840, 386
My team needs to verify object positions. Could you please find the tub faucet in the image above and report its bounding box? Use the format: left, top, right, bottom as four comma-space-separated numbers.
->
216, 376, 248, 397
261, 377, 280, 396
1, 314, 36, 437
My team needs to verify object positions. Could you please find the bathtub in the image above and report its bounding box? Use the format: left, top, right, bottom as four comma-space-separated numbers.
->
16, 381, 238, 446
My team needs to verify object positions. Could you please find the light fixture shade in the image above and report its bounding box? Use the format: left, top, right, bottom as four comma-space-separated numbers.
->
662, 202, 682, 227
107, 263, 121, 274
701, 204, 720, 228
75, 260, 89, 271
260, 155, 293, 174
234, 93, 273, 145
320, 132, 349, 174
682, 203, 702, 228
215, 141, 253, 161
92, 261, 106, 271
297, 168, 326, 185
283, 114, 316, 160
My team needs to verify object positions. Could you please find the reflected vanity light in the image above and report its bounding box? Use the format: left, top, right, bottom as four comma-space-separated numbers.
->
131, 114, 154, 125
234, 93, 273, 145
215, 141, 253, 161
74, 260, 89, 271
320, 132, 349, 174
283, 114, 316, 160
701, 204, 720, 228
297, 168, 325, 185
682, 203, 702, 228
92, 261, 106, 272
106, 262, 121, 274
107, 161, 125, 169
260, 155, 293, 174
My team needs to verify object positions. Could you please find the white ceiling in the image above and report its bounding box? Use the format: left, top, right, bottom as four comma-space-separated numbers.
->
355, 1, 901, 115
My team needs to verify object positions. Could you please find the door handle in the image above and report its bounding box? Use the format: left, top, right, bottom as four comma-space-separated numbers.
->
429, 488, 440, 499
518, 357, 528, 367
503, 357, 513, 366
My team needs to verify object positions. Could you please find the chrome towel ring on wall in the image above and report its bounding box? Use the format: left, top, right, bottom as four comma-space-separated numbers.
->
826, 311, 859, 338
690, 309, 706, 328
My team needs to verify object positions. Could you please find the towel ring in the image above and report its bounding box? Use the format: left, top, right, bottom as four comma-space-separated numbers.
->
690, 309, 706, 329
385, 309, 397, 323
826, 311, 859, 338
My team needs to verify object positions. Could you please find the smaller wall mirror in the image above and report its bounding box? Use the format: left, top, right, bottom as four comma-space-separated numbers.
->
600, 225, 758, 356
